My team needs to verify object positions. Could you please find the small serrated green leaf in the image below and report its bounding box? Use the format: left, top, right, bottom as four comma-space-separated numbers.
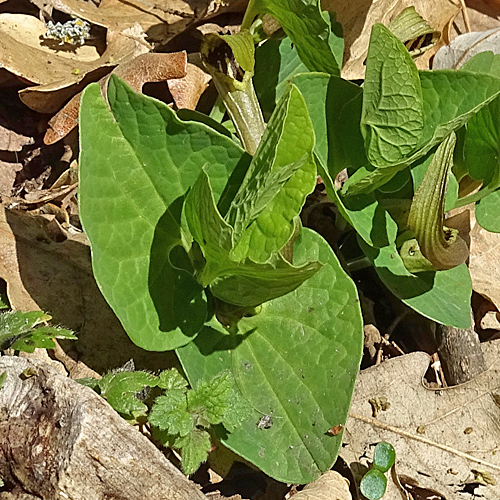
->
0, 371, 6, 389
99, 371, 157, 396
359, 468, 387, 500
0, 310, 48, 343
157, 368, 188, 391
372, 442, 396, 473
10, 326, 76, 353
175, 428, 212, 475
362, 23, 423, 167
188, 371, 232, 426
98, 371, 157, 415
150, 391, 194, 437
77, 377, 100, 390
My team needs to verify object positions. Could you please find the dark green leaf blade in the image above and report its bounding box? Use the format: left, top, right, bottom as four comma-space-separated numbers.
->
188, 371, 232, 425
293, 73, 398, 248
175, 428, 212, 475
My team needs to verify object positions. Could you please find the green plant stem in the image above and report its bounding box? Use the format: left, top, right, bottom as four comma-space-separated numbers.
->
453, 185, 497, 208
211, 75, 266, 155
241, 0, 260, 31
346, 255, 372, 272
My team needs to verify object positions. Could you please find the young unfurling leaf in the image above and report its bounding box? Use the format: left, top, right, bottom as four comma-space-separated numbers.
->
404, 133, 468, 271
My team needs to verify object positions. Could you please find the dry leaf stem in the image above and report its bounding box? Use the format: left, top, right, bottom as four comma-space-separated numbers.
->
349, 412, 500, 473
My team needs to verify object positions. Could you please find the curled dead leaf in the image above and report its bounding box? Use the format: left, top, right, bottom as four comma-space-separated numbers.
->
44, 51, 187, 145
18, 25, 151, 114
291, 471, 351, 500
167, 62, 211, 110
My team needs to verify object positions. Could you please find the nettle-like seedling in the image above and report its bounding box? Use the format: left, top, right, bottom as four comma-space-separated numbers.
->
359, 442, 396, 500
0, 310, 76, 353
79, 368, 248, 474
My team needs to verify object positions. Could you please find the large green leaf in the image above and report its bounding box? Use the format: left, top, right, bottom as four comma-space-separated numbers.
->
293, 73, 398, 247
251, 0, 341, 75
359, 238, 472, 328
177, 228, 363, 484
461, 51, 500, 78
254, 37, 309, 120
344, 70, 500, 196
230, 84, 317, 263
361, 24, 423, 167
79, 76, 251, 351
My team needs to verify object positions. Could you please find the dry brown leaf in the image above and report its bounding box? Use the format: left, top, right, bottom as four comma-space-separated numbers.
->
0, 13, 149, 115
469, 215, 500, 311
342, 341, 500, 499
0, 106, 37, 196
18, 25, 150, 114
0, 204, 178, 374
167, 62, 211, 110
480, 310, 500, 330
451, 0, 500, 37
322, 0, 461, 80
44, 51, 187, 144
42, 0, 247, 43
291, 471, 351, 500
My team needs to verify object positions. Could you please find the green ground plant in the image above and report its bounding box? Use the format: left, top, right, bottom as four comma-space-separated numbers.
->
0, 310, 76, 353
79, 367, 249, 474
78, 0, 500, 485
359, 442, 396, 500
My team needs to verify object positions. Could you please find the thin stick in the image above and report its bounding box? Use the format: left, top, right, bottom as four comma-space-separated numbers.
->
349, 412, 500, 473
458, 0, 471, 32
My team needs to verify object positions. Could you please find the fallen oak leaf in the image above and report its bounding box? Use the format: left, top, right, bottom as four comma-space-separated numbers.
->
44, 51, 188, 145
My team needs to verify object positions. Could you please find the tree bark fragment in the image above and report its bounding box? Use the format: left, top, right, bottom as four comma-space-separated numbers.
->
0, 356, 208, 500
